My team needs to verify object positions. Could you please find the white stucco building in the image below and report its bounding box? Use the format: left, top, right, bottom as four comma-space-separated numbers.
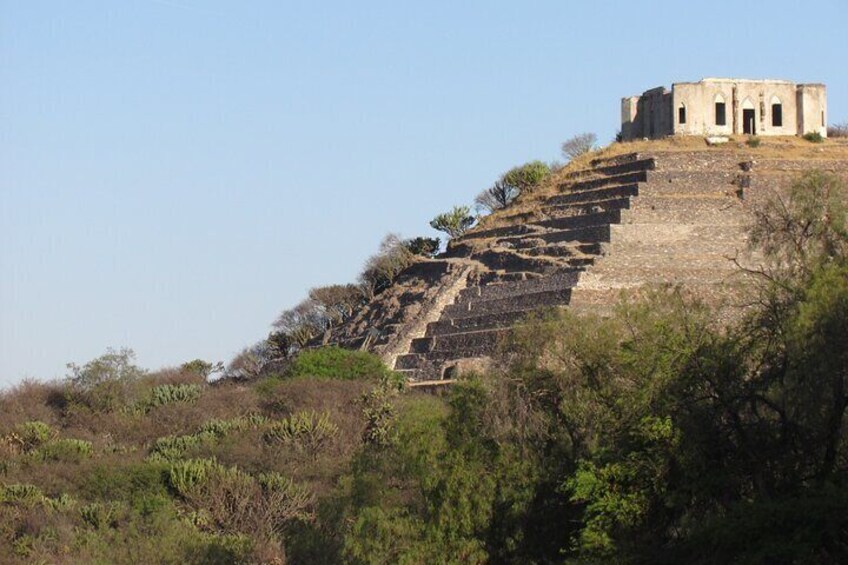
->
621, 78, 827, 140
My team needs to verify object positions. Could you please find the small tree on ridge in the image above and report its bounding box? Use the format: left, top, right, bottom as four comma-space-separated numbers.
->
430, 205, 476, 239
561, 132, 597, 161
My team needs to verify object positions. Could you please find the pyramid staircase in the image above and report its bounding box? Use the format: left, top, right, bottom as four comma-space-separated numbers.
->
394, 154, 657, 380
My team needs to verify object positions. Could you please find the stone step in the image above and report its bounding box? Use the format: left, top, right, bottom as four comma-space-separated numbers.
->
472, 249, 564, 274
464, 223, 542, 240
622, 194, 748, 224
590, 152, 641, 168
576, 265, 750, 288
481, 210, 622, 241
456, 270, 581, 303
395, 357, 446, 381
443, 288, 572, 319
533, 209, 621, 231
395, 347, 497, 371
565, 157, 656, 180
411, 327, 509, 354
425, 309, 533, 337
504, 225, 612, 248
748, 158, 848, 173
569, 280, 752, 314
608, 223, 748, 250
546, 184, 639, 207
643, 170, 739, 194
559, 170, 648, 193
590, 252, 754, 270
650, 151, 747, 172
524, 247, 596, 264
542, 197, 632, 217
474, 271, 542, 286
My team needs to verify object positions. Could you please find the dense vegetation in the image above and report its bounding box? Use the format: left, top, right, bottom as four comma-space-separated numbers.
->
3, 170, 847, 563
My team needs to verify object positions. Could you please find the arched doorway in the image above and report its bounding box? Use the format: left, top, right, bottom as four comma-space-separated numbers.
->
742, 98, 756, 135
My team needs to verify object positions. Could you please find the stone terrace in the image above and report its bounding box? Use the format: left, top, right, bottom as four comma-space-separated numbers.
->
395, 154, 657, 380
324, 141, 848, 382
393, 148, 848, 381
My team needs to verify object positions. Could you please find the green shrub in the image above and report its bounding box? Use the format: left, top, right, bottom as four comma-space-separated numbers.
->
254, 374, 286, 398
198, 414, 268, 436
82, 461, 169, 502
193, 533, 255, 563
746, 136, 761, 147
1, 483, 44, 506
167, 458, 224, 498
42, 492, 77, 511
257, 473, 315, 523
362, 384, 398, 448
148, 383, 202, 408
403, 236, 441, 258
803, 131, 824, 143
429, 206, 476, 239
264, 411, 339, 452
150, 414, 270, 461
33, 438, 93, 463
6, 420, 54, 452
151, 433, 210, 462
502, 160, 551, 193
289, 346, 391, 381
80, 501, 119, 529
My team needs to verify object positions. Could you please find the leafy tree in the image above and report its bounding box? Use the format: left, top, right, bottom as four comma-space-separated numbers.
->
65, 348, 147, 411
502, 160, 551, 193
491, 170, 848, 563
749, 170, 847, 282
357, 234, 416, 299
429, 206, 475, 239
265, 330, 294, 360
561, 132, 597, 160
273, 299, 328, 348
66, 347, 145, 391
180, 359, 224, 379
403, 236, 441, 258
476, 162, 551, 214
308, 284, 362, 327
474, 180, 519, 214
225, 341, 273, 380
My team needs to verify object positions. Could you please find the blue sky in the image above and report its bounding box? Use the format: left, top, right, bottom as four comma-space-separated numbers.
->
2, 0, 846, 387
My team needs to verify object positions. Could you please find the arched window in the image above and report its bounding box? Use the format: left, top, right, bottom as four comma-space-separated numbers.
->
715, 94, 727, 126
771, 95, 783, 127
678, 103, 687, 124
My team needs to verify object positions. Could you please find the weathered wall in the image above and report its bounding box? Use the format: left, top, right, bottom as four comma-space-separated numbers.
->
798, 84, 827, 137
621, 96, 640, 140
623, 79, 826, 140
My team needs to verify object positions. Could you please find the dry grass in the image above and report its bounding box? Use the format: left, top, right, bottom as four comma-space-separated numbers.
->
0, 380, 66, 434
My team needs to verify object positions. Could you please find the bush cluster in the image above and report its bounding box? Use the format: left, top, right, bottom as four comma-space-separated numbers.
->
0, 346, 374, 563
